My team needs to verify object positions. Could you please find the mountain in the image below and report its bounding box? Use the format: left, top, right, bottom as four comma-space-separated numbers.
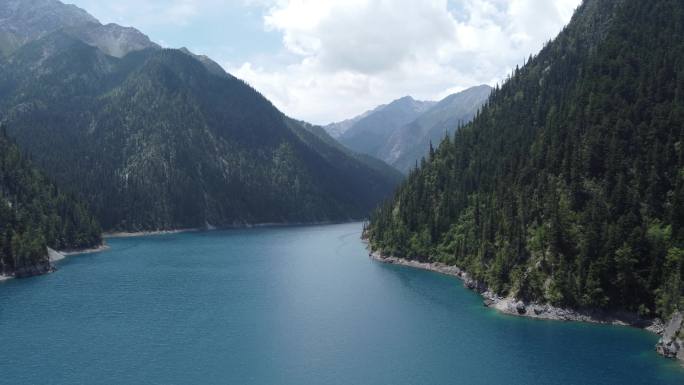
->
378, 85, 492, 172
0, 0, 96, 53
324, 108, 376, 139
367, 0, 684, 335
327, 86, 491, 173
0, 0, 401, 231
0, 127, 101, 278
335, 96, 436, 159
0, 0, 158, 57
63, 22, 159, 58
292, 119, 404, 182
178, 47, 230, 78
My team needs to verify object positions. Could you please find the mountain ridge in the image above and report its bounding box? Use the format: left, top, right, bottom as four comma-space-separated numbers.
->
0, 0, 401, 231
379, 85, 492, 172
335, 95, 436, 160
0, 0, 159, 57
326, 85, 492, 173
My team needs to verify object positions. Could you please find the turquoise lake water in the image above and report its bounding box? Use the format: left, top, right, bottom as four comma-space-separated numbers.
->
0, 222, 683, 384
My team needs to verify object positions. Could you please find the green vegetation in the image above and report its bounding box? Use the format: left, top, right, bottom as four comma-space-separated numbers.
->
0, 127, 101, 278
0, 34, 401, 231
367, 0, 684, 318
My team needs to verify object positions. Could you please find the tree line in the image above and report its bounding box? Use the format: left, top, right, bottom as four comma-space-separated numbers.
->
368, 0, 684, 318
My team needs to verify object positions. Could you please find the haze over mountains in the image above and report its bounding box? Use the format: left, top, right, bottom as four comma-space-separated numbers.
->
326, 85, 492, 173
0, 0, 401, 233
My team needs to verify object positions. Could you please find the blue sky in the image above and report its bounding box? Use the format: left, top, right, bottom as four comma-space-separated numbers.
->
67, 0, 581, 124
67, 1, 283, 65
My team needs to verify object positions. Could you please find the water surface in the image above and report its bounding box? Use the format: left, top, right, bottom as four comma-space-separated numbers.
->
1, 223, 682, 384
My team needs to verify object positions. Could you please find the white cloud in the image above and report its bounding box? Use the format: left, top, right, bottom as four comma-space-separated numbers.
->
229, 0, 582, 124
69, 0, 582, 124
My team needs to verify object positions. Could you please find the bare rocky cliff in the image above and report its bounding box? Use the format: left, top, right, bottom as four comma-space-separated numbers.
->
657, 312, 684, 364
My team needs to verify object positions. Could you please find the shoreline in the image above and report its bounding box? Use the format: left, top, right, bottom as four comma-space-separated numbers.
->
103, 220, 357, 239
370, 250, 684, 365
1, 244, 110, 283
104, 228, 200, 239
369, 251, 665, 334
3, 221, 358, 282
49, 244, 110, 261
60, 244, 111, 256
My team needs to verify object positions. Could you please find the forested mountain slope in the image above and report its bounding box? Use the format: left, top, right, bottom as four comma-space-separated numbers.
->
368, 0, 684, 320
0, 1, 401, 231
0, 128, 101, 278
288, 119, 404, 182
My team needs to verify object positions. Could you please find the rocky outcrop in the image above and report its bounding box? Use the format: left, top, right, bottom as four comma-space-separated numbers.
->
13, 258, 53, 278
4, 247, 57, 279
47, 247, 65, 262
656, 312, 683, 363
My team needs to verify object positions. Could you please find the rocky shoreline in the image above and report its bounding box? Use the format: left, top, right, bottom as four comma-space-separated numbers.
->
369, 251, 683, 364
657, 312, 684, 362
104, 229, 199, 238
60, 244, 110, 256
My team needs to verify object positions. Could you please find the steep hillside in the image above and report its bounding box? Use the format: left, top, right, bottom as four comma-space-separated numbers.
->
325, 108, 377, 139
0, 127, 101, 278
379, 85, 492, 172
368, 0, 683, 327
337, 96, 435, 158
327, 87, 490, 173
292, 119, 404, 182
0, 1, 400, 231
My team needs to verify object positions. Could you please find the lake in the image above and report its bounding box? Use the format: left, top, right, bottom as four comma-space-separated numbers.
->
0, 222, 682, 384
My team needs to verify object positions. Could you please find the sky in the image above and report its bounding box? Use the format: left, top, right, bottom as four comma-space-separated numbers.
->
66, 0, 583, 125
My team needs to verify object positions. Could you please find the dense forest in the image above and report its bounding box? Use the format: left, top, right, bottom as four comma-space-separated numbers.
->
367, 0, 684, 319
0, 3, 401, 232
0, 126, 101, 278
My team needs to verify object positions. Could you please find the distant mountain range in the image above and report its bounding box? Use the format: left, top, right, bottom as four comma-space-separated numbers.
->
0, 0, 402, 232
326, 85, 492, 173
